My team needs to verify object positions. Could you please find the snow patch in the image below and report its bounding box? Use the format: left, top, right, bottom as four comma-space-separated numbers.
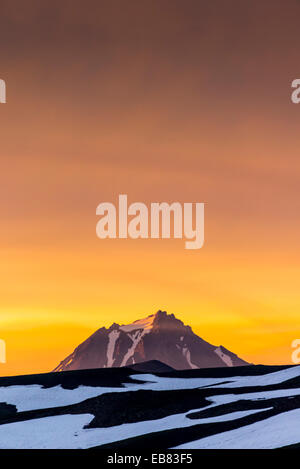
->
120, 329, 146, 367
128, 374, 229, 390
182, 347, 198, 369
0, 408, 269, 449
174, 408, 300, 449
120, 314, 155, 333
204, 365, 300, 390
0, 373, 229, 414
214, 347, 233, 367
0, 384, 126, 412
206, 387, 300, 409
106, 330, 120, 367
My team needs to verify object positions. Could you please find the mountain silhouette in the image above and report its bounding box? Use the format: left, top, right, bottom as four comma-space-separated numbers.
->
53, 310, 249, 371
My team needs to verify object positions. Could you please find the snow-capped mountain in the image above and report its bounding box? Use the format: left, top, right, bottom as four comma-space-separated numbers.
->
53, 310, 248, 371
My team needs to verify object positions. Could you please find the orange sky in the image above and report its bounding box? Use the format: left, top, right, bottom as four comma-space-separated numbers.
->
1, 0, 300, 376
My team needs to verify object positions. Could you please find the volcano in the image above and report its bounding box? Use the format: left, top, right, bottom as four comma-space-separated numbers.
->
53, 310, 248, 371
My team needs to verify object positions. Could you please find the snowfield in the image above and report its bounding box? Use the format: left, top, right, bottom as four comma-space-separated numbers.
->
0, 408, 269, 449
0, 383, 128, 412
0, 364, 299, 449
173, 408, 300, 449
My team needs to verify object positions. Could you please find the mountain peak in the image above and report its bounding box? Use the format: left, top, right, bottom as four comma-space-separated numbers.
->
119, 313, 156, 333
53, 310, 249, 372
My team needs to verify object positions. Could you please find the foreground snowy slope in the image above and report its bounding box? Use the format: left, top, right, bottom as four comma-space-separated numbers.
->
0, 362, 299, 449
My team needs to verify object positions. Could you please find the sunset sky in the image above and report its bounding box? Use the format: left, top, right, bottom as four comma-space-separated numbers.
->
1, 0, 300, 376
